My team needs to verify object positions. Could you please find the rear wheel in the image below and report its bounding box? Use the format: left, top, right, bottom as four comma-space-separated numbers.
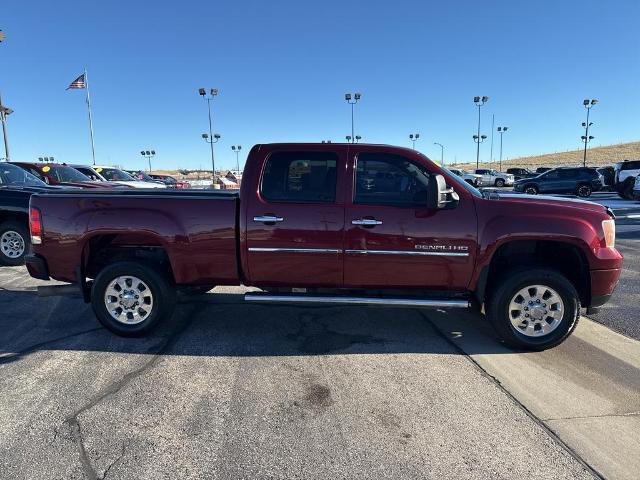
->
91, 261, 176, 336
487, 269, 580, 350
0, 221, 29, 266
576, 184, 592, 198
524, 185, 538, 195
495, 178, 505, 187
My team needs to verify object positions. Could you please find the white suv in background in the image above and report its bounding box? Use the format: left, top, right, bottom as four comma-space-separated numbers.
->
449, 168, 483, 186
613, 160, 640, 199
72, 165, 166, 189
472, 169, 515, 187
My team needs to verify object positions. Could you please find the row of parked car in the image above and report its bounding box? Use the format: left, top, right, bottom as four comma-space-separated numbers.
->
4, 161, 190, 190
0, 161, 191, 266
449, 160, 640, 199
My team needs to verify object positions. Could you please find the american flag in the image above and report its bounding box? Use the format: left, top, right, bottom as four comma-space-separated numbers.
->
66, 73, 86, 90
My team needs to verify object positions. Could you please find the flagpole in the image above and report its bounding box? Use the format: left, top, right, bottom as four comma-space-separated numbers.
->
84, 68, 97, 165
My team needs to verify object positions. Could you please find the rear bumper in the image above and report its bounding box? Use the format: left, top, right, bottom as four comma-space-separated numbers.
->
589, 268, 621, 307
25, 253, 50, 281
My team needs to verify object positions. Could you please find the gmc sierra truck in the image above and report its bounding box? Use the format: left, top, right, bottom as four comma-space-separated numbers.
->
25, 143, 622, 350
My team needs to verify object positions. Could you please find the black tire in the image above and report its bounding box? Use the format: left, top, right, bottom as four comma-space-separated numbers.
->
524, 185, 538, 195
91, 261, 176, 336
495, 178, 505, 187
576, 184, 592, 198
0, 220, 30, 266
487, 268, 580, 351
617, 179, 635, 200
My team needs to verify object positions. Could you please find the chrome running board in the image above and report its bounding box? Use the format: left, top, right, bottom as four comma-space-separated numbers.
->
244, 294, 469, 308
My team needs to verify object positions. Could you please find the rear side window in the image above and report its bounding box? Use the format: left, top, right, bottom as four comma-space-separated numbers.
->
619, 161, 640, 170
261, 151, 337, 203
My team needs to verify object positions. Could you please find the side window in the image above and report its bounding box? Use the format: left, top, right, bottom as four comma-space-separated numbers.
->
27, 167, 45, 180
354, 152, 430, 207
559, 169, 576, 178
261, 151, 337, 203
545, 170, 559, 179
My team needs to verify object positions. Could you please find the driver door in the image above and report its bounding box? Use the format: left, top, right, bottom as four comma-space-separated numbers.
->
344, 150, 477, 290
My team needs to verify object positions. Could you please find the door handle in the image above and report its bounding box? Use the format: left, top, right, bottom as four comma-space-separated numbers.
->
352, 218, 383, 226
253, 215, 284, 223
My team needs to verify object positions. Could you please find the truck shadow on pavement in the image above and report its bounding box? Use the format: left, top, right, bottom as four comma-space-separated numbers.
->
0, 290, 519, 365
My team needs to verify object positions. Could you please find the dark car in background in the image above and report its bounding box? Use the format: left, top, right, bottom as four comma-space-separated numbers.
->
0, 163, 74, 265
535, 167, 552, 174
506, 167, 538, 180
513, 167, 603, 197
126, 170, 165, 185
11, 162, 121, 189
149, 174, 190, 189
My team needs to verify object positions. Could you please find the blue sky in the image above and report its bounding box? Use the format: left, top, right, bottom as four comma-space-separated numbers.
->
2, 0, 639, 170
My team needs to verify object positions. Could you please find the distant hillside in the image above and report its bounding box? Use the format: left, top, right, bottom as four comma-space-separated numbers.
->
454, 141, 640, 171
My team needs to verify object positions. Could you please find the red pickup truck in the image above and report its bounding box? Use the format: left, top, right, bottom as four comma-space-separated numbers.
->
25, 143, 622, 350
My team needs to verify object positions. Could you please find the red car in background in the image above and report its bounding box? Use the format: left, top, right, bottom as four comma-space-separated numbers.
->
10, 162, 126, 189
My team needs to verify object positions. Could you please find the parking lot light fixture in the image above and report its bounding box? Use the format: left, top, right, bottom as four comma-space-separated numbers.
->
231, 145, 242, 172
345, 135, 352, 143
581, 99, 597, 167
140, 150, 156, 172
473, 96, 489, 168
497, 126, 509, 171
345, 92, 361, 143
355, 135, 362, 143
409, 133, 420, 150
199, 87, 219, 178
433, 142, 444, 166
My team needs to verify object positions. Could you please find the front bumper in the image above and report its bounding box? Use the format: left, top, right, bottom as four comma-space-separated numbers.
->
589, 268, 621, 308
25, 253, 50, 281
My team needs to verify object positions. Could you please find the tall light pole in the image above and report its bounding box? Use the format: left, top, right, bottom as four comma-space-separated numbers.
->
581, 99, 598, 167
0, 99, 12, 162
345, 92, 361, 143
497, 127, 508, 171
0, 30, 11, 162
473, 96, 489, 168
409, 133, 420, 150
231, 145, 242, 172
199, 88, 219, 178
433, 142, 444, 166
140, 150, 155, 171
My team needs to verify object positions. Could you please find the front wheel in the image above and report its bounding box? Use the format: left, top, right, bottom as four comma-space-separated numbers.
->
487, 269, 580, 350
524, 185, 538, 195
91, 261, 176, 336
495, 178, 505, 187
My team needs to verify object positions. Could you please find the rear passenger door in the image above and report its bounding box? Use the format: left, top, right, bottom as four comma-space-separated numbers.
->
245, 148, 346, 287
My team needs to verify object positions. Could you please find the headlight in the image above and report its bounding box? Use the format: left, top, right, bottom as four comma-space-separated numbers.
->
602, 219, 615, 248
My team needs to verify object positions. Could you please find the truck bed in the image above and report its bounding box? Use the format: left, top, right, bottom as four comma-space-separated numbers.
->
29, 189, 240, 285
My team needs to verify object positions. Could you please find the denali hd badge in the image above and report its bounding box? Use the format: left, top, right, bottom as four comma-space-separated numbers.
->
415, 245, 469, 252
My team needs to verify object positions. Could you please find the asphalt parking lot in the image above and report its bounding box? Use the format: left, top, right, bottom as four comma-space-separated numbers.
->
0, 192, 638, 480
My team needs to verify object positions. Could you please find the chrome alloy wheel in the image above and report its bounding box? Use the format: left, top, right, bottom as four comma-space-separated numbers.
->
0, 230, 25, 259
104, 275, 154, 325
508, 284, 564, 337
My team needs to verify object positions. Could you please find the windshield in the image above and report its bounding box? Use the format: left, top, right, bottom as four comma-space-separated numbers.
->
46, 165, 92, 183
130, 171, 155, 181
99, 168, 135, 181
0, 163, 48, 187
441, 166, 482, 197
